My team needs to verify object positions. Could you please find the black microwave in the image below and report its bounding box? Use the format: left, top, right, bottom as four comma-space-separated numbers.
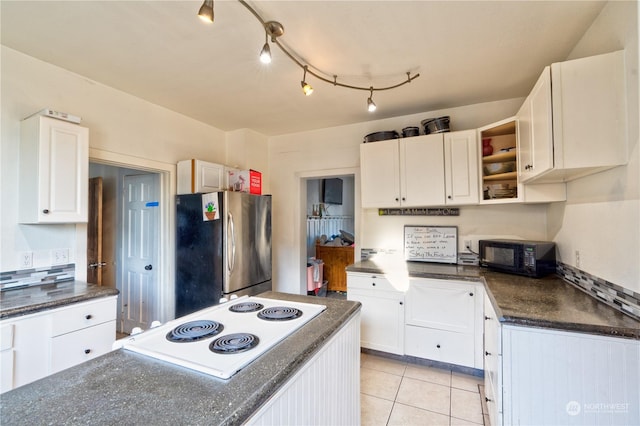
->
479, 239, 556, 278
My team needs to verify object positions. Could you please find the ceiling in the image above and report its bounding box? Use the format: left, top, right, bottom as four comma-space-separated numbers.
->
1, 1, 607, 136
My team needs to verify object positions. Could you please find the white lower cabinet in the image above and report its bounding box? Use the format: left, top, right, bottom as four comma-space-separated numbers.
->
51, 320, 116, 373
483, 293, 502, 426
405, 278, 483, 369
0, 323, 16, 393
485, 294, 640, 426
347, 273, 405, 355
347, 273, 483, 367
501, 326, 639, 426
405, 325, 475, 367
0, 295, 117, 393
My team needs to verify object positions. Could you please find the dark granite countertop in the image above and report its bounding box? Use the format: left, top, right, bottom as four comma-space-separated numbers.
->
347, 258, 640, 340
0, 281, 119, 319
0, 292, 361, 425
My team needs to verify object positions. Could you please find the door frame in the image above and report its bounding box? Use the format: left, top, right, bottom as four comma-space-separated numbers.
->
296, 167, 361, 295
78, 148, 176, 323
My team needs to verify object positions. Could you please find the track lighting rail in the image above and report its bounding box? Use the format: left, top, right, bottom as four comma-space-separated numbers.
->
238, 0, 420, 93
200, 0, 420, 110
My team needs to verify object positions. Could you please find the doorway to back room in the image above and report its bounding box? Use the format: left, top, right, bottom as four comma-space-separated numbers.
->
88, 163, 160, 334
305, 175, 355, 296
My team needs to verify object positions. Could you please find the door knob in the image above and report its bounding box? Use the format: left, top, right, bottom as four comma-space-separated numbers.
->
145, 265, 153, 271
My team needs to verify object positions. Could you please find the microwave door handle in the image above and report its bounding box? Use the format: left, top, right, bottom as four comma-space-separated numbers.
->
228, 211, 236, 274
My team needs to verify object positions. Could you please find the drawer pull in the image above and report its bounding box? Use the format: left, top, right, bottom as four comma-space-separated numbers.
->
485, 351, 491, 356
85, 314, 93, 320
399, 301, 403, 305
485, 315, 491, 320
486, 397, 492, 403
436, 344, 441, 349
372, 283, 376, 286
84, 349, 91, 354
42, 209, 50, 214
469, 292, 474, 296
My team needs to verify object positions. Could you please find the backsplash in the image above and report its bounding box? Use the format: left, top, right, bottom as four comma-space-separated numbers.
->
557, 262, 640, 322
0, 264, 75, 291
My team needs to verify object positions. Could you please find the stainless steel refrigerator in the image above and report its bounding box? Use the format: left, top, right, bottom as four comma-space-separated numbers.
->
175, 192, 272, 317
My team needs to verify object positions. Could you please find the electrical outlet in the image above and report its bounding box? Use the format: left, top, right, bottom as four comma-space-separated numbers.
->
19, 251, 33, 269
52, 248, 69, 265
575, 250, 581, 268
464, 240, 472, 251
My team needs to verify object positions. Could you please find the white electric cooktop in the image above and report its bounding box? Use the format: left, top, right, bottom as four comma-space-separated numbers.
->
118, 296, 326, 379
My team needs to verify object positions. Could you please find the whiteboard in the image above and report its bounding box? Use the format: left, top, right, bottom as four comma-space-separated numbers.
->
404, 225, 458, 264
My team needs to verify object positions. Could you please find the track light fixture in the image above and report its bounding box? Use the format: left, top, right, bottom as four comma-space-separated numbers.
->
198, 0, 420, 112
367, 88, 377, 112
301, 66, 313, 96
197, 0, 214, 23
259, 31, 271, 64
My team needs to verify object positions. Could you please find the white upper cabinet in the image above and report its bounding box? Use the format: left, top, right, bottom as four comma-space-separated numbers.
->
361, 135, 445, 208
479, 118, 566, 204
177, 159, 226, 194
518, 68, 554, 182
360, 139, 401, 208
19, 115, 89, 223
444, 130, 479, 205
360, 132, 476, 208
401, 135, 446, 207
519, 50, 627, 183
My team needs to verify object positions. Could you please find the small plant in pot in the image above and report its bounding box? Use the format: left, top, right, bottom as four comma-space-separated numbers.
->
205, 202, 216, 220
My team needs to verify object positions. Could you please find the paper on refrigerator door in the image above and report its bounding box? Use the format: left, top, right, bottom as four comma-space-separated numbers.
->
202, 192, 220, 221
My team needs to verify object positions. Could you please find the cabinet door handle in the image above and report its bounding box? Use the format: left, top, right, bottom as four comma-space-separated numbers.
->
84, 349, 91, 354
486, 397, 492, 403
436, 344, 441, 349
399, 301, 403, 305
85, 314, 93, 320
42, 209, 50, 214
485, 351, 491, 356
447, 195, 452, 199
469, 292, 474, 296
395, 197, 399, 202
401, 197, 406, 201
485, 315, 491, 320
372, 282, 376, 286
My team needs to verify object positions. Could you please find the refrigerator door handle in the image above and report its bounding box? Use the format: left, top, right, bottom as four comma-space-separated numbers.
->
228, 211, 236, 273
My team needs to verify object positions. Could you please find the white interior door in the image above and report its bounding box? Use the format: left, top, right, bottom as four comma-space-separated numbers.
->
120, 173, 159, 333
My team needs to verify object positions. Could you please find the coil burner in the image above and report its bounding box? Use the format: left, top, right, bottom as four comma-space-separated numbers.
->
209, 333, 260, 354
166, 320, 224, 343
228, 301, 264, 313
258, 306, 303, 321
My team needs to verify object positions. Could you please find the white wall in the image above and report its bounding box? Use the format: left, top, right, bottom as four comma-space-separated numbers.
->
547, 1, 639, 292
226, 128, 270, 194
268, 98, 534, 295
0, 46, 227, 272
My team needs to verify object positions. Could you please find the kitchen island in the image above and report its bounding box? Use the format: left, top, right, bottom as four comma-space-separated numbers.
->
0, 292, 361, 426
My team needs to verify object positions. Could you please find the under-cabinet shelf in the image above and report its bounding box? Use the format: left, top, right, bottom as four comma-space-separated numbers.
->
482, 151, 516, 164
483, 171, 517, 181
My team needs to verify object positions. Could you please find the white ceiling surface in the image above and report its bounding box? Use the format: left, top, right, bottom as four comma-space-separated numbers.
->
1, 1, 606, 136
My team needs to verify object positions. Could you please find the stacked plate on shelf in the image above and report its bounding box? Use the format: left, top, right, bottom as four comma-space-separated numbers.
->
487, 183, 517, 199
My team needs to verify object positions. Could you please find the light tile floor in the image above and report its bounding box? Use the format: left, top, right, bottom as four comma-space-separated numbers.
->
361, 352, 488, 426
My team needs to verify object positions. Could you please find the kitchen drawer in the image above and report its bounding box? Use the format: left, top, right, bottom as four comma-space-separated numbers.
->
406, 279, 477, 333
347, 273, 403, 292
0, 323, 14, 351
0, 349, 14, 393
51, 296, 117, 336
405, 325, 475, 367
50, 320, 116, 373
